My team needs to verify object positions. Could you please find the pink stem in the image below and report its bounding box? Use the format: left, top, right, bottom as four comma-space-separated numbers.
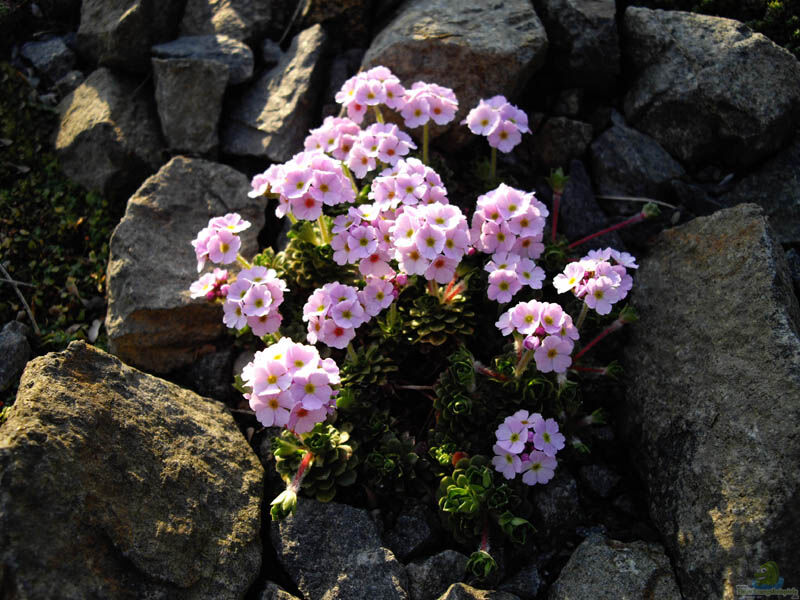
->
573, 320, 623, 362
567, 211, 645, 249
290, 450, 314, 492
551, 191, 561, 242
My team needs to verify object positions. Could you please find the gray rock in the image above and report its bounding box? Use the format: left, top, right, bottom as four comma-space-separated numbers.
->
719, 136, 800, 245
151, 34, 254, 85
180, 0, 273, 41
361, 0, 547, 146
531, 117, 593, 170
271, 499, 409, 600
0, 341, 263, 599
622, 204, 800, 599
532, 0, 619, 92
558, 160, 624, 249
436, 584, 519, 600
548, 535, 681, 599
383, 501, 439, 562
578, 464, 621, 499
552, 88, 584, 118
77, 0, 184, 71
260, 581, 302, 600
53, 69, 84, 97
530, 469, 581, 533
152, 57, 229, 155
786, 248, 800, 299
497, 564, 541, 600
105, 156, 264, 373
623, 7, 800, 168
261, 37, 283, 68
20, 37, 75, 82
0, 321, 31, 391
590, 118, 685, 201
222, 25, 328, 162
53, 67, 164, 205
406, 549, 468, 600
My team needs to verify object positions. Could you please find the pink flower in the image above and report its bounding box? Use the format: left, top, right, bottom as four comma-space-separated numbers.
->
290, 370, 333, 410
251, 391, 293, 428
487, 269, 522, 303
533, 335, 573, 373
532, 418, 566, 457
521, 451, 557, 485
492, 443, 522, 480
487, 120, 522, 153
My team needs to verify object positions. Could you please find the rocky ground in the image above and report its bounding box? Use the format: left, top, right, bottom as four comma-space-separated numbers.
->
2, 1, 800, 599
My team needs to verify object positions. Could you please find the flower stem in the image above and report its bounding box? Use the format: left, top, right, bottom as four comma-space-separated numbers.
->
289, 450, 315, 493
551, 190, 561, 242
341, 163, 359, 194
574, 319, 624, 362
316, 215, 331, 245
514, 348, 534, 379
567, 212, 646, 249
422, 122, 430, 165
236, 253, 253, 269
576, 303, 590, 330
373, 105, 385, 124
490, 146, 497, 182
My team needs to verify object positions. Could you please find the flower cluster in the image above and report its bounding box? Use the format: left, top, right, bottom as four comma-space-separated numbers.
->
470, 184, 549, 302
242, 338, 340, 433
303, 280, 392, 349
492, 410, 565, 484
496, 300, 579, 373
346, 122, 416, 178
303, 116, 361, 161
222, 266, 287, 336
191, 213, 251, 272
392, 202, 470, 283
463, 96, 530, 153
370, 157, 448, 210
400, 81, 459, 129
553, 248, 637, 315
335, 65, 406, 123
189, 268, 229, 300
249, 150, 356, 220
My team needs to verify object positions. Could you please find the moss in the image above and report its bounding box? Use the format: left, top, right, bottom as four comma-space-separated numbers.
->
0, 62, 114, 407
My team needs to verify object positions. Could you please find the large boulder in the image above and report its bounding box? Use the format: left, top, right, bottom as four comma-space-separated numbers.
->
0, 341, 263, 599
719, 136, 800, 245
53, 67, 165, 205
151, 35, 255, 85
105, 156, 264, 373
270, 500, 409, 600
152, 57, 230, 155
222, 25, 328, 162
548, 535, 681, 599
532, 0, 619, 92
622, 7, 800, 169
180, 0, 274, 41
77, 0, 184, 71
622, 204, 800, 599
590, 116, 685, 201
360, 0, 547, 146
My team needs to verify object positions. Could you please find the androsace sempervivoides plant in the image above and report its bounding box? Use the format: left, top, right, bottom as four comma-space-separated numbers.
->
187, 65, 655, 578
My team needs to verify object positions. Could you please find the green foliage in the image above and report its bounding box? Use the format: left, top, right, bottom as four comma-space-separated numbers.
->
466, 550, 498, 579
436, 455, 533, 550
272, 423, 359, 503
